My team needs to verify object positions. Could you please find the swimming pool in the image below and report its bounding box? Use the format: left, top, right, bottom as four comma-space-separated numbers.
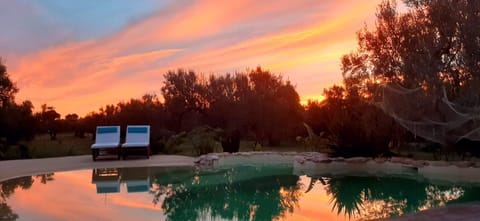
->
1, 164, 480, 220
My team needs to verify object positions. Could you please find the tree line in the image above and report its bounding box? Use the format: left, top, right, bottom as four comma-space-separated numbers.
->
81, 67, 304, 154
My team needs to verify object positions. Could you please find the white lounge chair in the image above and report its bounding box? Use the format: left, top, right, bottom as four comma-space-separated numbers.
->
91, 126, 121, 161
121, 125, 150, 159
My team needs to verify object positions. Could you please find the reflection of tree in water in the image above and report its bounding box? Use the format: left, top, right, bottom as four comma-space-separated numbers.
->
0, 174, 54, 220
150, 166, 302, 221
317, 175, 480, 220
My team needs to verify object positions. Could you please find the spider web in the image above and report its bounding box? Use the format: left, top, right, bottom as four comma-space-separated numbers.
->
376, 83, 480, 144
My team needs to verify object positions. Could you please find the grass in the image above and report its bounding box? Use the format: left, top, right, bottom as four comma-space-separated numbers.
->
167, 140, 317, 156
8, 133, 472, 161
19, 133, 93, 159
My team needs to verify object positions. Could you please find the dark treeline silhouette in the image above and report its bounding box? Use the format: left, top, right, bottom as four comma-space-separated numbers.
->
304, 86, 406, 157
0, 59, 36, 159
304, 0, 480, 157
161, 67, 303, 146
34, 104, 61, 140
80, 67, 303, 154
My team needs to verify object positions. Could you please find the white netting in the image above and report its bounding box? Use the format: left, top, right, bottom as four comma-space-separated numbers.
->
376, 83, 480, 144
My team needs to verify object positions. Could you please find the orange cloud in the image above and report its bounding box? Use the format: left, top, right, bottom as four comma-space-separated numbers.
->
8, 0, 383, 116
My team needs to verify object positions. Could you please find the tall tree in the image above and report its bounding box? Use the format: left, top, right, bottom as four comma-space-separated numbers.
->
161, 67, 304, 151
342, 0, 480, 100
247, 67, 303, 145
339, 0, 480, 146
35, 105, 61, 140
161, 69, 207, 131
0, 59, 37, 159
0, 58, 18, 108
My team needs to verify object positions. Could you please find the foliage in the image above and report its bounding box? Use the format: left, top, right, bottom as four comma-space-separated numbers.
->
26, 133, 92, 159
305, 85, 404, 157
164, 126, 223, 156
82, 94, 168, 144
161, 67, 304, 148
0, 60, 37, 159
0, 58, 18, 108
342, 0, 480, 99
34, 104, 61, 140
296, 123, 332, 152
0, 101, 36, 145
305, 0, 480, 156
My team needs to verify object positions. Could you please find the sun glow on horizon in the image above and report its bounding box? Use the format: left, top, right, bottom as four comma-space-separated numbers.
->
300, 95, 326, 106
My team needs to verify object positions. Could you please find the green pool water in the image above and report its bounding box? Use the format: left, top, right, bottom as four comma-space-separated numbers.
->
1, 165, 480, 220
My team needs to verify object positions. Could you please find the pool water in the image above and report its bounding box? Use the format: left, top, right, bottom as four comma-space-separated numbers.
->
1, 165, 480, 220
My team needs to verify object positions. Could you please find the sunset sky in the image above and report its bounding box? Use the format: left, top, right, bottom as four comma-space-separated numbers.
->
1, 0, 387, 117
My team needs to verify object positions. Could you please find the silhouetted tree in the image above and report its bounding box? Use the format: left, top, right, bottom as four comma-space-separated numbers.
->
309, 0, 480, 156
0, 58, 18, 108
64, 113, 85, 137
246, 67, 303, 145
35, 104, 61, 140
342, 0, 480, 102
161, 69, 207, 131
0, 59, 37, 159
304, 84, 403, 157
161, 67, 304, 151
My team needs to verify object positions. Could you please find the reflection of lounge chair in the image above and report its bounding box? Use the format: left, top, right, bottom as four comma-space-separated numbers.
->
91, 126, 121, 161
91, 168, 120, 193
121, 125, 150, 159
120, 167, 151, 193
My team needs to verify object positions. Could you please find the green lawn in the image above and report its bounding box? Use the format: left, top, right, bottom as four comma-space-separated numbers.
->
22, 133, 93, 159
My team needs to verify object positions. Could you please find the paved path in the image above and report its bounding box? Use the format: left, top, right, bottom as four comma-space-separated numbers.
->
0, 154, 195, 182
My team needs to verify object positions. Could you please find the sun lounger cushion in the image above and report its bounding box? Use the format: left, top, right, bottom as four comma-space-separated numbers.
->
122, 125, 150, 148
91, 126, 121, 149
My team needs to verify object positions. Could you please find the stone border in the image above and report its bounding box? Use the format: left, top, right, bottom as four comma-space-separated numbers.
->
195, 152, 480, 185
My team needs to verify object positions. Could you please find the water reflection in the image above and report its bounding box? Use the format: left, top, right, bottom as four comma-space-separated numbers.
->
90, 166, 480, 220
149, 166, 301, 221
91, 166, 302, 221
0, 174, 54, 220
92, 168, 151, 193
318, 175, 478, 220
1, 166, 480, 220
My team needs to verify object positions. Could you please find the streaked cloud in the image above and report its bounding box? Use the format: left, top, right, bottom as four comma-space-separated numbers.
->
2, 0, 383, 116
